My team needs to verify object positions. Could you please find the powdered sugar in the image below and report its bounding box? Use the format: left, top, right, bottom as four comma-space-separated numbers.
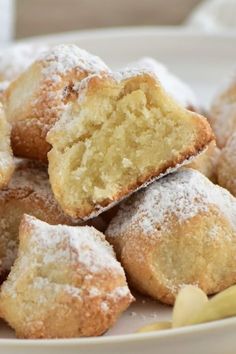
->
27, 215, 124, 275
0, 80, 10, 92
100, 301, 109, 312
107, 168, 236, 237
29, 44, 110, 137
208, 224, 222, 240
5, 159, 49, 194
122, 57, 198, 109
0, 158, 81, 277
40, 44, 109, 81
89, 287, 101, 297
65, 56, 198, 110
108, 286, 131, 299
0, 159, 78, 224
0, 43, 49, 81
2, 215, 132, 307
0, 216, 134, 329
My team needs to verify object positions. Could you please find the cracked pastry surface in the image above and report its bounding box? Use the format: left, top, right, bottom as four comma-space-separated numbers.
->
47, 70, 213, 220
0, 214, 133, 338
106, 168, 236, 305
4, 44, 109, 162
0, 104, 14, 189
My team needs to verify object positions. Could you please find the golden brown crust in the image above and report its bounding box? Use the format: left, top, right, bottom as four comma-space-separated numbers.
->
4, 44, 109, 162
10, 118, 52, 163
106, 169, 236, 305
47, 72, 214, 220
0, 215, 133, 338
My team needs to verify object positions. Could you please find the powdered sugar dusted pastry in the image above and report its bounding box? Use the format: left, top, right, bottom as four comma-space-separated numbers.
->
0, 104, 14, 188
4, 44, 109, 161
0, 43, 49, 101
217, 132, 236, 196
47, 70, 213, 220
106, 168, 236, 305
0, 215, 133, 338
0, 158, 81, 281
124, 57, 199, 111
186, 141, 220, 182
0, 43, 49, 83
209, 73, 236, 148
0, 158, 108, 281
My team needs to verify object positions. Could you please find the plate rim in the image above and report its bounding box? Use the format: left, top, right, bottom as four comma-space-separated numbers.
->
1, 317, 236, 346
13, 25, 236, 46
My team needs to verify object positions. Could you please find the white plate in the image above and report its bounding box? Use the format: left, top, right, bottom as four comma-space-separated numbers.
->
1, 27, 236, 354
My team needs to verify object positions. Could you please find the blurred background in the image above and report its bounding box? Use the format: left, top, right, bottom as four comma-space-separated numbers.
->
2, 0, 203, 41
15, 0, 202, 38
1, 0, 235, 43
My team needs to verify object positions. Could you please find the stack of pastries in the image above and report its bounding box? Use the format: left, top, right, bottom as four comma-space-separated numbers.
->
0, 42, 235, 339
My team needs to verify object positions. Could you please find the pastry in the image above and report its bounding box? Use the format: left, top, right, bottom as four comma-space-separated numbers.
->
124, 57, 199, 111
4, 44, 109, 162
0, 158, 107, 282
0, 214, 133, 338
217, 132, 236, 196
209, 74, 236, 148
47, 70, 213, 219
186, 141, 220, 182
0, 158, 81, 281
0, 104, 14, 189
106, 168, 236, 305
0, 81, 9, 103
0, 43, 49, 100
0, 43, 49, 83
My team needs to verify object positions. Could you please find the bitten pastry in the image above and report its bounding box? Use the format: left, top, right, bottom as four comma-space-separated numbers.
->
124, 57, 199, 111
0, 158, 80, 281
186, 141, 220, 182
217, 132, 236, 196
47, 70, 214, 220
0, 215, 133, 338
4, 44, 109, 162
0, 104, 14, 188
209, 74, 236, 148
106, 168, 236, 305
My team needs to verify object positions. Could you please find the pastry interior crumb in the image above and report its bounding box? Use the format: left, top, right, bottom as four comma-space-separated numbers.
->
48, 75, 207, 216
